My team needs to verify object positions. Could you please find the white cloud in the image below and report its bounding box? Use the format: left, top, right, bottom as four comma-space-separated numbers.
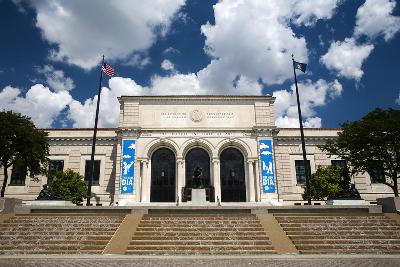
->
36, 65, 75, 91
354, 0, 400, 41
161, 59, 175, 72
292, 0, 342, 26
273, 79, 343, 128
67, 77, 145, 128
396, 91, 400, 105
320, 38, 374, 80
26, 0, 185, 70
123, 54, 151, 69
0, 85, 72, 127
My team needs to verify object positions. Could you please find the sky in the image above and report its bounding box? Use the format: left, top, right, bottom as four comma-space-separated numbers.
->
0, 0, 399, 129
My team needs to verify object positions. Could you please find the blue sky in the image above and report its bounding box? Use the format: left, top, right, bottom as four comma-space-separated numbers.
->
0, 0, 399, 128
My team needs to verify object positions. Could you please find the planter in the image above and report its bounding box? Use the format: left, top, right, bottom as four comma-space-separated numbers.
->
30, 200, 75, 206
326, 199, 369, 205
0, 197, 23, 213
376, 197, 400, 213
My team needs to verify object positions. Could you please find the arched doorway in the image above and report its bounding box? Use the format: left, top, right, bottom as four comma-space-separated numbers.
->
220, 147, 246, 202
150, 148, 176, 202
185, 148, 211, 188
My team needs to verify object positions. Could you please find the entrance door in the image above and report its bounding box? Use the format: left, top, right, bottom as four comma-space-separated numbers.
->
220, 148, 246, 202
185, 148, 211, 188
150, 148, 176, 202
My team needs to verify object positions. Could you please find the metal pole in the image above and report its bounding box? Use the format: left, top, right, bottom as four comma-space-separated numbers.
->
292, 55, 312, 205
86, 55, 104, 206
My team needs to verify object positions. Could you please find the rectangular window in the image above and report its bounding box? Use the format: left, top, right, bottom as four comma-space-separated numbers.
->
10, 165, 26, 186
295, 160, 311, 185
331, 160, 347, 169
47, 160, 64, 184
370, 161, 385, 184
85, 160, 100, 185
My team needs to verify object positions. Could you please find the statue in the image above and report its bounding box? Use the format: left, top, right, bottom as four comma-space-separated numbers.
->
192, 166, 204, 189
36, 184, 62, 200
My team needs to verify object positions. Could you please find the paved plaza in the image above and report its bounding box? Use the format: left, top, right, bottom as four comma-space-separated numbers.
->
0, 255, 399, 267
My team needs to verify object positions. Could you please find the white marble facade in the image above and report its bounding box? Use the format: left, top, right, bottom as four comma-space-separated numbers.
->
0, 96, 394, 205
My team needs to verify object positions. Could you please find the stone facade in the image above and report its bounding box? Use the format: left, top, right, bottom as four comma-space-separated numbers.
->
0, 96, 394, 204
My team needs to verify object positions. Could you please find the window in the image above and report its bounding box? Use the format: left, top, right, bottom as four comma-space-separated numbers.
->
369, 161, 385, 184
295, 160, 311, 185
331, 160, 347, 170
47, 160, 64, 184
85, 160, 101, 185
10, 165, 26, 185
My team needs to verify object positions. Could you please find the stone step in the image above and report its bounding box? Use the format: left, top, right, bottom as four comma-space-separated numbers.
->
132, 235, 269, 241
138, 222, 261, 227
289, 234, 400, 240
300, 249, 400, 254
284, 230, 400, 236
279, 222, 398, 227
129, 240, 272, 246
283, 226, 400, 231
135, 227, 264, 231
0, 249, 102, 254
0, 226, 120, 232
133, 231, 267, 236
0, 230, 117, 236
0, 235, 113, 240
275, 218, 394, 223
291, 239, 400, 245
296, 243, 400, 250
0, 244, 106, 250
125, 249, 275, 255
126, 245, 274, 251
0, 222, 120, 228
0, 239, 109, 246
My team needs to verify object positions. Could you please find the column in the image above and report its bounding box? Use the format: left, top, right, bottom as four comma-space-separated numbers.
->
247, 160, 256, 202
254, 160, 261, 202
212, 158, 221, 203
176, 159, 184, 203
141, 160, 149, 202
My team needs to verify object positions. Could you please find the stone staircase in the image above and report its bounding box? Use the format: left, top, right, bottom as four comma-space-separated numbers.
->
0, 214, 124, 254
126, 213, 275, 255
274, 213, 400, 254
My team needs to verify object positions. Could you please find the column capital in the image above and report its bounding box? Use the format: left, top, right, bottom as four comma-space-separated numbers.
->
247, 159, 255, 164
212, 159, 220, 164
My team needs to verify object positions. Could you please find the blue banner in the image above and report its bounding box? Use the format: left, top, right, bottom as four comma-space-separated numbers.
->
259, 139, 276, 193
121, 139, 136, 194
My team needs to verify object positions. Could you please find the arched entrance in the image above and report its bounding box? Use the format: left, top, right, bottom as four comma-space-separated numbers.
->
150, 148, 176, 202
185, 148, 211, 188
220, 147, 246, 202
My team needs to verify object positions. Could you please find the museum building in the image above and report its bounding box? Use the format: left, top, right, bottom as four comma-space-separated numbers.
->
0, 95, 393, 205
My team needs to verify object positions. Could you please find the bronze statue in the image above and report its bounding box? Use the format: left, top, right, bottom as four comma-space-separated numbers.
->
192, 166, 204, 189
36, 184, 62, 200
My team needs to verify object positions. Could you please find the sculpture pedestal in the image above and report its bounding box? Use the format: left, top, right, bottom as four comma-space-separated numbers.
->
192, 189, 207, 205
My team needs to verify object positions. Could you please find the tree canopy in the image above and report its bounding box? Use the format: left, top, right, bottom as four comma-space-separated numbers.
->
0, 111, 49, 197
48, 169, 87, 204
319, 108, 400, 197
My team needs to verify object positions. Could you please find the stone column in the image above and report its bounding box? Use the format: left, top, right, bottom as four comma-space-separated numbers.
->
247, 160, 256, 202
254, 160, 261, 202
212, 158, 221, 203
141, 160, 149, 202
176, 159, 184, 202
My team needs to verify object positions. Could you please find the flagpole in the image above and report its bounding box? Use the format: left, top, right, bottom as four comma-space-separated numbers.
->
292, 54, 312, 205
86, 55, 104, 206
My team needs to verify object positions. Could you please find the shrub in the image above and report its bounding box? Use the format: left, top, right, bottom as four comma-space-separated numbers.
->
309, 165, 348, 200
48, 169, 87, 204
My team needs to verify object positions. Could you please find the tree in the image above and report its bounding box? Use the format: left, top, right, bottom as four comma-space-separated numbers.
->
319, 108, 400, 196
309, 165, 344, 200
0, 111, 49, 197
48, 169, 87, 204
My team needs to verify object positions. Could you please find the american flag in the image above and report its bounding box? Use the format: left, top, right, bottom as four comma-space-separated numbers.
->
101, 63, 115, 77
